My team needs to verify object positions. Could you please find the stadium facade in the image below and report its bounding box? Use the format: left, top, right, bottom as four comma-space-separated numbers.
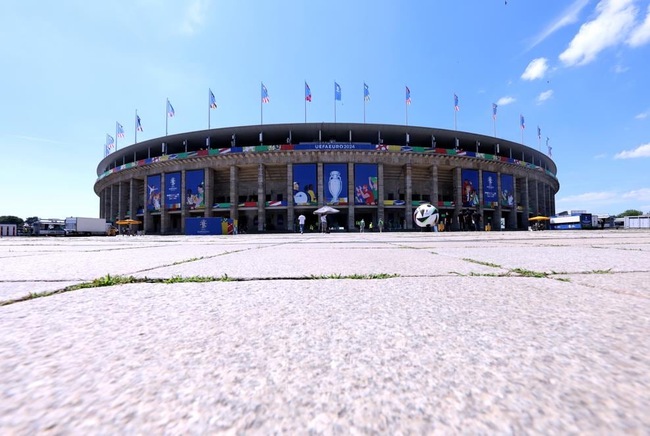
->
94, 122, 559, 233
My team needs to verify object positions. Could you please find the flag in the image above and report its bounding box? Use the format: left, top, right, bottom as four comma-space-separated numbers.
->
305, 82, 312, 102
209, 89, 217, 109
547, 137, 552, 157
492, 103, 497, 120
167, 100, 175, 117
116, 122, 125, 138
454, 94, 459, 111
136, 115, 143, 131
537, 126, 541, 139
105, 134, 115, 156
405, 86, 411, 105
335, 82, 341, 101
364, 83, 370, 101
520, 114, 525, 129
261, 83, 270, 103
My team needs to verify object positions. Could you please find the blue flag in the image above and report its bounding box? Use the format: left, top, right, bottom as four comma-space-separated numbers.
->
209, 89, 217, 109
364, 83, 370, 101
335, 82, 341, 101
116, 122, 125, 138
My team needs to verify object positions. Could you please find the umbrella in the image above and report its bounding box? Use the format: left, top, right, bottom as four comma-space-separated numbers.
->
528, 216, 550, 221
313, 206, 340, 215
115, 219, 142, 225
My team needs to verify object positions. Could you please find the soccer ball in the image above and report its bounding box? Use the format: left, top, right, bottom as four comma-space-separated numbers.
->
413, 203, 439, 228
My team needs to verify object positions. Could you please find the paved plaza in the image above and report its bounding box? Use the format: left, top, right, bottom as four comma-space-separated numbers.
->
1, 230, 649, 433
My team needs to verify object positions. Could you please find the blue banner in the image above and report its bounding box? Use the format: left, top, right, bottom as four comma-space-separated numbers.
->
293, 164, 317, 206
461, 169, 480, 208
354, 164, 378, 205
165, 172, 181, 210
185, 169, 205, 209
185, 217, 223, 235
483, 171, 498, 207
501, 174, 514, 208
324, 163, 348, 205
146, 174, 161, 212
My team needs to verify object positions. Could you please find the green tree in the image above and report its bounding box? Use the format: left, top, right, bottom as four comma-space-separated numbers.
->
616, 209, 643, 218
0, 216, 25, 226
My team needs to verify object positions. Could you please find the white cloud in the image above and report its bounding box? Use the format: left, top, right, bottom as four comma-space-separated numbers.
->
635, 112, 648, 119
613, 64, 629, 73
627, 4, 650, 46
180, 0, 210, 35
622, 188, 650, 201
496, 96, 516, 106
559, 0, 638, 67
528, 0, 591, 50
521, 58, 549, 80
614, 143, 650, 159
594, 153, 608, 159
536, 90, 554, 104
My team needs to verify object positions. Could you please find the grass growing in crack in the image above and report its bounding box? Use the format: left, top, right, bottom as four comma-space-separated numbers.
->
170, 256, 206, 266
463, 258, 502, 268
511, 268, 548, 278
309, 273, 399, 280
163, 274, 233, 283
590, 269, 613, 274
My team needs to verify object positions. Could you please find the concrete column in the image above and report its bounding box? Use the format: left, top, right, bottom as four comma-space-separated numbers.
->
129, 179, 137, 219
431, 164, 439, 207
317, 162, 324, 207
348, 162, 355, 230
533, 180, 539, 216
143, 178, 151, 234
509, 177, 518, 230
160, 173, 169, 234
377, 163, 384, 224
495, 172, 503, 231
405, 163, 413, 229
204, 168, 213, 218
477, 169, 484, 230
522, 177, 530, 229
109, 185, 117, 224
230, 165, 238, 225
454, 167, 462, 231
287, 164, 294, 231
99, 189, 104, 219
257, 163, 265, 232
181, 170, 187, 234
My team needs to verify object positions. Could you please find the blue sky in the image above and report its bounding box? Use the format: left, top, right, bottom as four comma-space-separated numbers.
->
1, 0, 649, 220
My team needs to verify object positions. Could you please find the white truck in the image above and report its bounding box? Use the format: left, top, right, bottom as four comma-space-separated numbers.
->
64, 217, 108, 236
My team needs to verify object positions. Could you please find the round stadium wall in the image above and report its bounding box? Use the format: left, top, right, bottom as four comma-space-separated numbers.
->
94, 122, 559, 234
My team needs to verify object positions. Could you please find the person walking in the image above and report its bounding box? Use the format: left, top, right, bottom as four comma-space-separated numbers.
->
378, 218, 384, 233
359, 218, 365, 233
320, 214, 327, 233
298, 213, 306, 234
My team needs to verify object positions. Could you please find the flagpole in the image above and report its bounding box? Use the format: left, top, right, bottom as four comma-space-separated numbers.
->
208, 89, 211, 130
334, 82, 337, 123
304, 82, 307, 123
454, 108, 457, 131
405, 99, 408, 126
363, 85, 366, 124
165, 98, 169, 136
115, 122, 118, 151
260, 82, 263, 125
135, 110, 138, 144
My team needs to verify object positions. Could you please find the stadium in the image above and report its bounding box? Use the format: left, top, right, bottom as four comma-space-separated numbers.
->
94, 122, 559, 234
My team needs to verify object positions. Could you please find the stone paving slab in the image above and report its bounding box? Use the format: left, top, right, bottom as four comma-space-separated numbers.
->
1, 277, 648, 434
132, 245, 508, 279
1, 231, 649, 433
